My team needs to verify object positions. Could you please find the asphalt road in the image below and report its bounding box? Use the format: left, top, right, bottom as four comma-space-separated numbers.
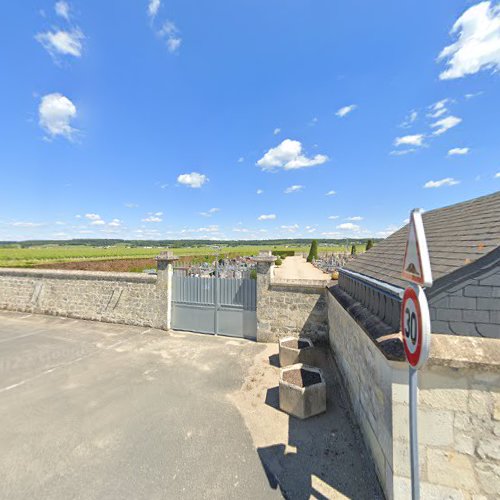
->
0, 311, 281, 500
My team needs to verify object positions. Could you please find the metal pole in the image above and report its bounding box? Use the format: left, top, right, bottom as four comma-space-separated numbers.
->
409, 366, 420, 500
214, 249, 219, 335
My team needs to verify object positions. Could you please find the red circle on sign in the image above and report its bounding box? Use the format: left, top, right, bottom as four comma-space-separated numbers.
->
401, 286, 423, 367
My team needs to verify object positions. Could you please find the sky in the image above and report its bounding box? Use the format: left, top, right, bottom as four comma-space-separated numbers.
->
0, 0, 499, 241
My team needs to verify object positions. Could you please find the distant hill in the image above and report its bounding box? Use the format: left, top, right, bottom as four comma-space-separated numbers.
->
0, 238, 380, 249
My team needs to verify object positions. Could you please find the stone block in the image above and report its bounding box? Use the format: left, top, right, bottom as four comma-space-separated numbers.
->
426, 448, 477, 492
475, 461, 500, 495
449, 296, 477, 310
279, 364, 326, 419
464, 285, 494, 298
477, 298, 500, 311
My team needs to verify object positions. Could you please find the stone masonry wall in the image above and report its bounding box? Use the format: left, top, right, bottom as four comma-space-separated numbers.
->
0, 269, 169, 329
328, 289, 500, 500
255, 257, 329, 343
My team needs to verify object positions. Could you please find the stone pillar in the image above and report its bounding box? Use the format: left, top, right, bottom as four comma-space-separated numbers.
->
254, 251, 277, 342
156, 251, 178, 330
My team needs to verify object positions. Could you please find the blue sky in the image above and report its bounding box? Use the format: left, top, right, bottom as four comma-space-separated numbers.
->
1, 0, 499, 241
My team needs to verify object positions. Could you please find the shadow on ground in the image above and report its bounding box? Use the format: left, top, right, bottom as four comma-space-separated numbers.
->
257, 349, 384, 500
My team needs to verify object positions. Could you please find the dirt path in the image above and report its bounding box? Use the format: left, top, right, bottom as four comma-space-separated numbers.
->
274, 256, 331, 281
229, 344, 383, 499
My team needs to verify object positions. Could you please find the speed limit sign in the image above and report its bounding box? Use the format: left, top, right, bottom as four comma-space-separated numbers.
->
401, 285, 431, 369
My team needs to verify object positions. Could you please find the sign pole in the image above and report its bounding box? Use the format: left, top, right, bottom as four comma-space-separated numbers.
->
409, 366, 419, 500
401, 209, 433, 500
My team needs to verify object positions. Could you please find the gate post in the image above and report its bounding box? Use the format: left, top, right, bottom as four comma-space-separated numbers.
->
156, 251, 178, 330
254, 251, 277, 342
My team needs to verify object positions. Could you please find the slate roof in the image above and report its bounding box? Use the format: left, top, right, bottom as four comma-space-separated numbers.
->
344, 191, 500, 289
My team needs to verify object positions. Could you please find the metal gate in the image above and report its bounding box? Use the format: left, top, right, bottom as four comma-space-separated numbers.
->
171, 275, 257, 339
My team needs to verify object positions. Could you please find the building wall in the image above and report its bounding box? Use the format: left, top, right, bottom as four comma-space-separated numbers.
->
429, 264, 500, 340
327, 289, 500, 500
255, 259, 329, 343
0, 268, 169, 329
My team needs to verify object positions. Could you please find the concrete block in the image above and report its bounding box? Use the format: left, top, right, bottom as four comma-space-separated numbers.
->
279, 364, 326, 419
279, 337, 316, 366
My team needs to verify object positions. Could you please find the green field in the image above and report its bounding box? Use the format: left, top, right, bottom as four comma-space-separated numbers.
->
0, 244, 366, 268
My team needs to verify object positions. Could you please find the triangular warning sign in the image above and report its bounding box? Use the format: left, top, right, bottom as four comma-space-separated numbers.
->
402, 209, 433, 287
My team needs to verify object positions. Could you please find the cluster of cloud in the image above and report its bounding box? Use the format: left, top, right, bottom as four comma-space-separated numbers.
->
177, 172, 208, 188
83, 213, 122, 227
438, 1, 500, 80
142, 211, 163, 223
392, 97, 463, 155
148, 0, 182, 54
257, 214, 276, 221
257, 139, 328, 171
36, 1, 84, 61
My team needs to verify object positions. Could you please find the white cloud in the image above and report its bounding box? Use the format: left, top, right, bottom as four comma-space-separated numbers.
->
39, 93, 77, 140
428, 98, 450, 118
36, 29, 84, 60
273, 128, 281, 135
148, 0, 161, 18
321, 231, 342, 237
377, 225, 400, 238
125, 202, 138, 208
256, 189, 263, 195
257, 139, 328, 171
257, 214, 276, 221
280, 224, 299, 232
431, 115, 462, 136
90, 219, 105, 226
424, 177, 460, 188
328, 215, 339, 220
346, 216, 363, 221
142, 215, 162, 223
336, 104, 357, 117
465, 91, 483, 99
390, 148, 417, 156
238, 157, 244, 163
438, 1, 500, 80
336, 223, 360, 231
55, 1, 70, 20
108, 219, 122, 227
394, 134, 425, 147
84, 213, 101, 221
448, 147, 470, 156
199, 208, 220, 217
325, 190, 336, 196
158, 21, 182, 53
495, 172, 500, 178
284, 185, 304, 194
400, 110, 418, 128
177, 172, 208, 188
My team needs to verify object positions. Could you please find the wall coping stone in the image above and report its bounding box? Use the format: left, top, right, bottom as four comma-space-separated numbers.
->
271, 278, 333, 288
0, 267, 157, 284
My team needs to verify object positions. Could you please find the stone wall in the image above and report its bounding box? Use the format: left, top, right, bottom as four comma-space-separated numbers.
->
327, 288, 500, 500
0, 268, 169, 329
255, 256, 329, 343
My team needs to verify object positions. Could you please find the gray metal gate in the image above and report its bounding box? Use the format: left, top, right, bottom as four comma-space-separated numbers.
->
171, 275, 257, 339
